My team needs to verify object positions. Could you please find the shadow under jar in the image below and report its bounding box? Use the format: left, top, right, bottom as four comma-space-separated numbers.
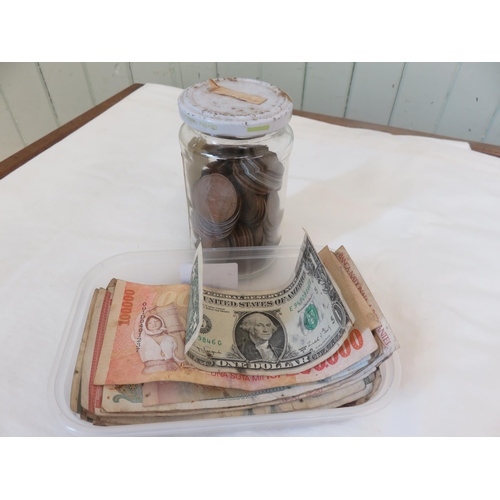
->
178, 78, 294, 251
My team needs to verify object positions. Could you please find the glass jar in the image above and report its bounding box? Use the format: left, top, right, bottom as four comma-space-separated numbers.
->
178, 78, 294, 250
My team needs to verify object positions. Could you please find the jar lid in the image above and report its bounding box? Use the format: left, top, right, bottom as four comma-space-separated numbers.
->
178, 78, 293, 138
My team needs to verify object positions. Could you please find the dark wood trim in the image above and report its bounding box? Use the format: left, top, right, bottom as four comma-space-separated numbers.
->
0, 84, 144, 180
293, 110, 500, 159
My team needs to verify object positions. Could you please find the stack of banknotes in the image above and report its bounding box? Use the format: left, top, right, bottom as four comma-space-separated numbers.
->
71, 234, 399, 426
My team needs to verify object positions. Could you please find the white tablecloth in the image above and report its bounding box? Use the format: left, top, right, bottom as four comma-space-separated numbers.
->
1, 83, 499, 436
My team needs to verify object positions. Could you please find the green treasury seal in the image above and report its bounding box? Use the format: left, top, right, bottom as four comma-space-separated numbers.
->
303, 303, 319, 330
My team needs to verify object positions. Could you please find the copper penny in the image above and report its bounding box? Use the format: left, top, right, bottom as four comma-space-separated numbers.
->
233, 162, 269, 195
192, 174, 239, 223
239, 191, 266, 227
229, 223, 254, 247
251, 225, 264, 246
264, 191, 282, 227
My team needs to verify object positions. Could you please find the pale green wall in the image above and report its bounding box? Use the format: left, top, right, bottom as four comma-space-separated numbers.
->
1, 62, 500, 162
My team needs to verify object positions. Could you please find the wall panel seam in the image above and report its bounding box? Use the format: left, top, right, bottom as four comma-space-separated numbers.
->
433, 62, 461, 135
299, 62, 308, 110
178, 63, 185, 88
0, 82, 26, 146
129, 62, 135, 83
36, 63, 60, 127
128, 63, 134, 85
82, 63, 97, 107
343, 63, 356, 118
388, 63, 406, 126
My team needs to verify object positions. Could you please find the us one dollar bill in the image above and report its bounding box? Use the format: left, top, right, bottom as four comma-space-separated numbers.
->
184, 233, 355, 375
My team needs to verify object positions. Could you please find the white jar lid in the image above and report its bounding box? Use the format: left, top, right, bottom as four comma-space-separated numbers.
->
178, 78, 293, 138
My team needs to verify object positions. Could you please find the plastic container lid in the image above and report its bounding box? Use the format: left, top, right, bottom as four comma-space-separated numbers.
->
178, 78, 294, 138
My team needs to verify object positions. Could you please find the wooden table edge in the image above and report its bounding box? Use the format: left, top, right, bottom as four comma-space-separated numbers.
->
2, 84, 499, 180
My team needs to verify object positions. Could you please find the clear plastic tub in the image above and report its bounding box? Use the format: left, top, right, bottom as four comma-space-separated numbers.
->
49, 246, 401, 436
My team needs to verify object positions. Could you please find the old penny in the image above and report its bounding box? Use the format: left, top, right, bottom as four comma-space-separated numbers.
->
193, 173, 239, 223
239, 191, 266, 227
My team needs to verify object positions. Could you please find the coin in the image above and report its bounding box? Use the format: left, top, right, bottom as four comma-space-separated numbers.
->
186, 142, 286, 249
239, 191, 266, 228
206, 159, 234, 177
193, 210, 239, 240
262, 191, 283, 245
232, 160, 270, 195
252, 224, 264, 246
200, 143, 269, 160
264, 190, 282, 227
228, 223, 254, 247
192, 174, 240, 224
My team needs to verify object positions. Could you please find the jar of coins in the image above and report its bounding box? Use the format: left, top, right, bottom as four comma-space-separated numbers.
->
178, 78, 294, 250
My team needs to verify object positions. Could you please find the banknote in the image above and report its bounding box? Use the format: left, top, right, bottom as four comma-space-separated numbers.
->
97, 314, 379, 415
272, 372, 376, 413
318, 247, 380, 331
184, 242, 203, 351
101, 381, 246, 413
341, 369, 383, 408
332, 246, 399, 356
317, 246, 399, 394
100, 354, 376, 414
73, 283, 387, 425
93, 236, 379, 387
73, 238, 398, 427
94, 280, 191, 386
70, 288, 99, 413
95, 367, 378, 419
78, 283, 115, 415
186, 233, 355, 375
92, 276, 376, 389
82, 371, 378, 426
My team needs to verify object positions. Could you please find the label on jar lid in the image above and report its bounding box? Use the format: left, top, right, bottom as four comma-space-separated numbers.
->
178, 77, 293, 138
207, 79, 267, 104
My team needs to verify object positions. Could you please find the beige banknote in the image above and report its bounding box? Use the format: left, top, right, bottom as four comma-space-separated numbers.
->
82, 372, 377, 426
70, 288, 99, 413
74, 280, 118, 414
100, 352, 376, 414
80, 288, 108, 413
333, 245, 399, 356
87, 369, 378, 423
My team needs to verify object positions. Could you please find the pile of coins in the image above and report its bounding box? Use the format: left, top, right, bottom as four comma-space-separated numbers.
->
186, 140, 285, 248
